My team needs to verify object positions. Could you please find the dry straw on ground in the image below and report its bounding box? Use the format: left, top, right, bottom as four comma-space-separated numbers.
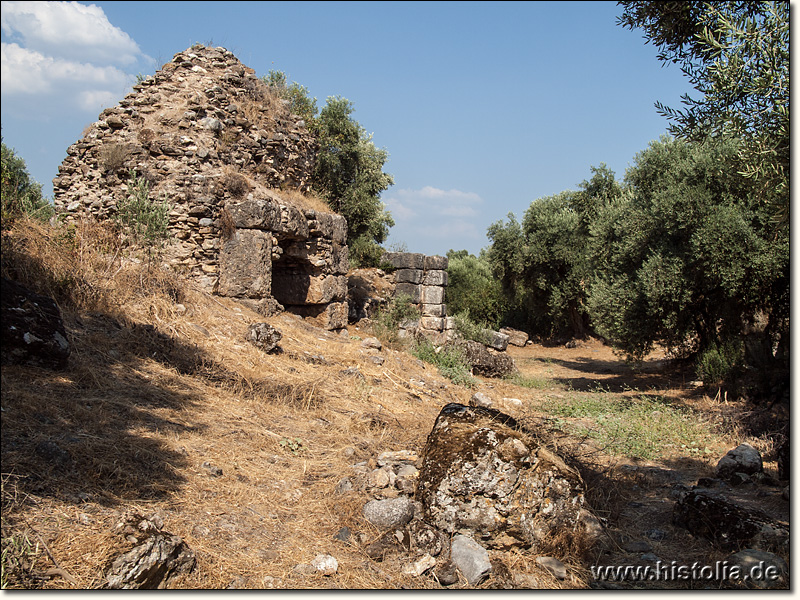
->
1, 216, 788, 590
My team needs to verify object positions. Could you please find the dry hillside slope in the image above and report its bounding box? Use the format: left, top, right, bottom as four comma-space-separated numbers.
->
1, 228, 789, 590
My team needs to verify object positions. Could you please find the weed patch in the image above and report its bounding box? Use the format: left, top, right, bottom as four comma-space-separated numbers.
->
543, 393, 716, 460
412, 338, 476, 388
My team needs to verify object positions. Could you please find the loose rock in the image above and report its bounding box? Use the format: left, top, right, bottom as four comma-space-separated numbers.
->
536, 556, 567, 580
362, 496, 415, 529
716, 444, 763, 481
450, 534, 491, 586
469, 392, 494, 409
401, 553, 436, 577
106, 534, 195, 589
417, 403, 597, 550
310, 554, 338, 576
245, 323, 282, 353
725, 549, 788, 589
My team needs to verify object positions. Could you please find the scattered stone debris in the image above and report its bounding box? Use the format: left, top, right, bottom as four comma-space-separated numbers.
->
106, 513, 195, 589
715, 443, 763, 482
1, 278, 71, 370
360, 337, 382, 350
672, 486, 789, 551
450, 534, 491, 585
499, 327, 529, 347
535, 556, 567, 580
245, 322, 282, 353
724, 549, 788, 589
402, 553, 436, 577
363, 497, 415, 529
201, 462, 223, 477
310, 554, 338, 576
469, 392, 493, 409
447, 340, 517, 378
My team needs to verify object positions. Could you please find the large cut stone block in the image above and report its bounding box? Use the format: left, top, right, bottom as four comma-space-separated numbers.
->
331, 243, 349, 275
422, 270, 448, 286
421, 285, 444, 305
420, 317, 445, 331
395, 283, 421, 303
272, 203, 309, 240
217, 229, 272, 298
272, 271, 346, 305
305, 211, 347, 244
421, 304, 446, 317
382, 252, 425, 270
289, 301, 348, 330
395, 269, 423, 284
225, 197, 279, 230
424, 255, 449, 270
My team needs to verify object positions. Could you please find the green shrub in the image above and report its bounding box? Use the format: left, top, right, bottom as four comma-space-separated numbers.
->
114, 169, 170, 251
348, 235, 385, 268
412, 338, 476, 388
445, 249, 506, 328
452, 310, 493, 345
696, 339, 744, 388
371, 294, 420, 346
1, 141, 52, 226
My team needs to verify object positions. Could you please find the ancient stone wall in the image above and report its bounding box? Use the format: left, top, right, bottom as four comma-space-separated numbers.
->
381, 252, 455, 344
51, 44, 347, 329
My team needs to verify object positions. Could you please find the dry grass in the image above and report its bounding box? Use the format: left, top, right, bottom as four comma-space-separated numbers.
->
0, 216, 464, 589
277, 188, 333, 215
1, 216, 787, 590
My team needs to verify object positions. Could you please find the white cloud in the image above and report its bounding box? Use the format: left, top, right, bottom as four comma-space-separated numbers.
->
1, 1, 141, 65
1, 2, 147, 116
383, 186, 486, 255
384, 186, 483, 223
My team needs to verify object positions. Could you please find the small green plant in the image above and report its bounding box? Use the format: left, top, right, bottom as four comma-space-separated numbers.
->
412, 338, 476, 388
506, 373, 550, 390
262, 70, 318, 124
114, 169, 170, 252
372, 294, 420, 346
452, 310, 493, 345
543, 393, 715, 460
0, 530, 39, 589
279, 437, 305, 455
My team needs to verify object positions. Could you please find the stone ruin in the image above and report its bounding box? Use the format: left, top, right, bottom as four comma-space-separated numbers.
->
380, 252, 456, 345
48, 44, 468, 338
51, 44, 348, 329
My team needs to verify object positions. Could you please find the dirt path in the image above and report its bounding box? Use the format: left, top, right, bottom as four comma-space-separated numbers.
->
499, 337, 788, 589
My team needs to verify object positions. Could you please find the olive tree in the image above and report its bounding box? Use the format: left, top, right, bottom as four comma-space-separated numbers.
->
587, 136, 788, 393
312, 97, 395, 267
617, 1, 789, 226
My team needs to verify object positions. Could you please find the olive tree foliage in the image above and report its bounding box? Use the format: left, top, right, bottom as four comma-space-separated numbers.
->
486, 165, 621, 339
1, 140, 52, 226
586, 137, 788, 377
311, 97, 395, 267
262, 70, 318, 124
617, 1, 789, 227
445, 249, 506, 330
262, 73, 395, 267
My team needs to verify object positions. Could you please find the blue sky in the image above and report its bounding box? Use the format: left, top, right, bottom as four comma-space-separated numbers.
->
1, 1, 696, 257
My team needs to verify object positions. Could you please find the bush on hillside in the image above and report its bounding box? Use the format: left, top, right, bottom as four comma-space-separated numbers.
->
1, 141, 52, 227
